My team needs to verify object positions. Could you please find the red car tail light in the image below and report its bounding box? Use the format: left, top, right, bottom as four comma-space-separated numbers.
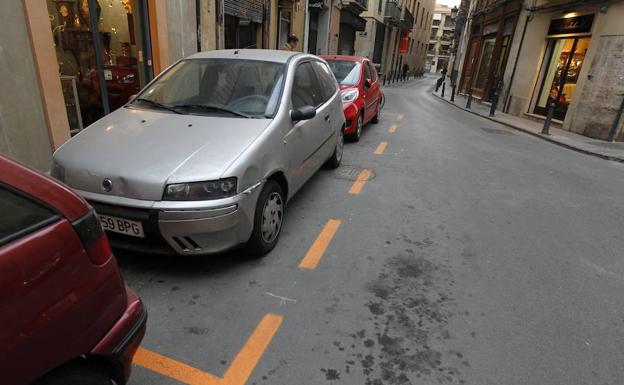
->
73, 209, 113, 265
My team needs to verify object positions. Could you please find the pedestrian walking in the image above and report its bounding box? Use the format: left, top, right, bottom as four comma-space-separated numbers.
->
402, 63, 409, 81
282, 35, 299, 51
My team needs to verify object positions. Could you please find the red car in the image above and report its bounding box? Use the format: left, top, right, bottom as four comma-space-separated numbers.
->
0, 155, 146, 385
322, 55, 383, 141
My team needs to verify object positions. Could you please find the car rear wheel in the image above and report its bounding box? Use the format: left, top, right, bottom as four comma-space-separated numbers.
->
350, 113, 363, 142
325, 127, 344, 169
246, 180, 285, 256
41, 367, 115, 385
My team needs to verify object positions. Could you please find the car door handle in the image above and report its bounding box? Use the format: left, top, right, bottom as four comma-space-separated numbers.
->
324, 115, 331, 121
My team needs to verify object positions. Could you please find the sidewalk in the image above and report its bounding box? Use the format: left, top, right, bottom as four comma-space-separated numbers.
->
432, 88, 624, 163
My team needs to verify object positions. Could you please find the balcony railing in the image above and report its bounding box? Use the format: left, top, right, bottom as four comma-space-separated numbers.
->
342, 0, 368, 13
384, 1, 401, 26
400, 8, 415, 30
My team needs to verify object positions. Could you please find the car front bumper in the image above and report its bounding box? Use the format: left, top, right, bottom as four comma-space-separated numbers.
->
77, 183, 262, 255
342, 101, 360, 134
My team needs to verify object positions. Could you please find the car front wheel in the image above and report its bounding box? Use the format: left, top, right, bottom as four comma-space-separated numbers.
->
246, 180, 285, 256
325, 127, 344, 169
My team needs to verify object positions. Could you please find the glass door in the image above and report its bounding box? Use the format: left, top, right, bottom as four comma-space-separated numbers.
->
533, 37, 590, 121
473, 36, 495, 97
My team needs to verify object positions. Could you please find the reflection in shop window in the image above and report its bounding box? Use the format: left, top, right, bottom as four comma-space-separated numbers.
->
48, 0, 150, 132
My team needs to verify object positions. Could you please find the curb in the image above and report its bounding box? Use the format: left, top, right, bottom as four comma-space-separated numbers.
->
432, 92, 624, 164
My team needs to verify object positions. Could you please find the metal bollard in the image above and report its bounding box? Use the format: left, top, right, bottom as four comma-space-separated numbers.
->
441, 82, 446, 98
466, 88, 473, 109
451, 84, 456, 102
542, 102, 556, 135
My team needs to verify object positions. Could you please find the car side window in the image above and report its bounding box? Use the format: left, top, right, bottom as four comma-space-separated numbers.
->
0, 185, 58, 246
363, 62, 372, 83
292, 62, 325, 109
312, 61, 338, 102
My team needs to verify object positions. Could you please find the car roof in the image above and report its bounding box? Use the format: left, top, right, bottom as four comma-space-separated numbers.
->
186, 49, 303, 64
0, 155, 88, 221
321, 55, 368, 63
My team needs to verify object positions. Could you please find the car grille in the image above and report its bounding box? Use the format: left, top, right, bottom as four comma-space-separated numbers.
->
88, 201, 176, 255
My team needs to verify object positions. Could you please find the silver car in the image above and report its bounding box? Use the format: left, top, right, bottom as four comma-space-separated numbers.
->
52, 49, 345, 256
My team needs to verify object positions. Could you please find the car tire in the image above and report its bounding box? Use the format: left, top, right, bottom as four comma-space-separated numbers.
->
350, 113, 364, 142
325, 127, 344, 169
41, 367, 115, 385
246, 180, 285, 257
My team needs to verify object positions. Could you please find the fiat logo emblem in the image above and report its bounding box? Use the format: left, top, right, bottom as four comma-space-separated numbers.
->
102, 178, 113, 192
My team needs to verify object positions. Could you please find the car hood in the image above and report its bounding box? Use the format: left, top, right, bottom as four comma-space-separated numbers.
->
53, 107, 271, 201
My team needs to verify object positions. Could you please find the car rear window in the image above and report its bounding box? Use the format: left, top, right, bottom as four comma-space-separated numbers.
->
0, 185, 60, 246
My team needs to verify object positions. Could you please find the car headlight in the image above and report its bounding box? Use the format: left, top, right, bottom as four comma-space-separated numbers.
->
163, 178, 237, 201
341, 88, 359, 103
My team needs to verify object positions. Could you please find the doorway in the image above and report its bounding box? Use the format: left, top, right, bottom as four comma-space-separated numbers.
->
533, 37, 590, 121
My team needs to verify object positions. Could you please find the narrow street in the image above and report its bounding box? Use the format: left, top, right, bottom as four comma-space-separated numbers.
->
122, 76, 624, 385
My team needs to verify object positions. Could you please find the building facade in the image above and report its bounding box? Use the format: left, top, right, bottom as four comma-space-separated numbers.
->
457, 0, 522, 101
426, 4, 457, 73
354, 0, 435, 77
501, 1, 624, 140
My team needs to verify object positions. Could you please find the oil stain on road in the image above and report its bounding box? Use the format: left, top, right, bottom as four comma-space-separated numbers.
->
330, 242, 469, 385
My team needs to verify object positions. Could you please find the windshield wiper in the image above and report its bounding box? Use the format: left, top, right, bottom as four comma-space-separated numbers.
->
172, 104, 252, 118
134, 98, 184, 114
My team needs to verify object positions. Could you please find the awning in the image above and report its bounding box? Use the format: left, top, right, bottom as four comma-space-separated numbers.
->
340, 10, 367, 31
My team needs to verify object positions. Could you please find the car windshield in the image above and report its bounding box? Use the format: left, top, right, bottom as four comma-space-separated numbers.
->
134, 59, 285, 118
326, 60, 361, 86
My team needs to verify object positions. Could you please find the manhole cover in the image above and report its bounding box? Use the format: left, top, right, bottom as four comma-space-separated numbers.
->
480, 127, 515, 135
333, 164, 376, 181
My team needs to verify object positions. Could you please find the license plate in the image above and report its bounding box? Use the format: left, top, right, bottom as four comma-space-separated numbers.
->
99, 214, 145, 238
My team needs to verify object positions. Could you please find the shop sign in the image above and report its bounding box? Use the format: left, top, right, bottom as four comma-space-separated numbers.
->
309, 0, 327, 10
399, 33, 410, 54
548, 14, 594, 36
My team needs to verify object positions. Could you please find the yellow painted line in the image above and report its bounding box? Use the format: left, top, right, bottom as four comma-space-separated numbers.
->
223, 314, 283, 385
374, 141, 388, 155
134, 347, 221, 385
348, 169, 372, 195
133, 313, 283, 385
299, 219, 342, 270
396, 113, 404, 121
388, 124, 398, 133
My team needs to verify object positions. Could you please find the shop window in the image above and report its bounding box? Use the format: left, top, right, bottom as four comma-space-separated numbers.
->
48, 0, 151, 132
533, 38, 590, 121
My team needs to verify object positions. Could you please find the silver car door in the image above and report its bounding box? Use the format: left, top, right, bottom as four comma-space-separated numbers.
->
284, 62, 327, 192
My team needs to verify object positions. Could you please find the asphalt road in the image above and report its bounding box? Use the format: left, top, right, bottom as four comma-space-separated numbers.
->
121, 75, 624, 385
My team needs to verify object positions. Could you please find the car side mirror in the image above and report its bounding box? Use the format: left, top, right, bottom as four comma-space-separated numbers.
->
291, 105, 316, 121
364, 78, 372, 89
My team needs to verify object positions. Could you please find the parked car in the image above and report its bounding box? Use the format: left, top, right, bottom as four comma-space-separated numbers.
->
52, 49, 345, 256
0, 155, 146, 385
321, 55, 383, 141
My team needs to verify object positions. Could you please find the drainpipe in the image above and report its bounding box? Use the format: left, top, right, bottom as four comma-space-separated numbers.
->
503, 12, 530, 113
196, 0, 202, 52
607, 94, 624, 142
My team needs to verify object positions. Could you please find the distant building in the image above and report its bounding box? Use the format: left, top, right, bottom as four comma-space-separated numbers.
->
354, 0, 435, 79
426, 4, 458, 74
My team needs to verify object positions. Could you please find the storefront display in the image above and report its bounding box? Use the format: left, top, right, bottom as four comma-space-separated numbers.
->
48, 0, 151, 131
533, 15, 593, 121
